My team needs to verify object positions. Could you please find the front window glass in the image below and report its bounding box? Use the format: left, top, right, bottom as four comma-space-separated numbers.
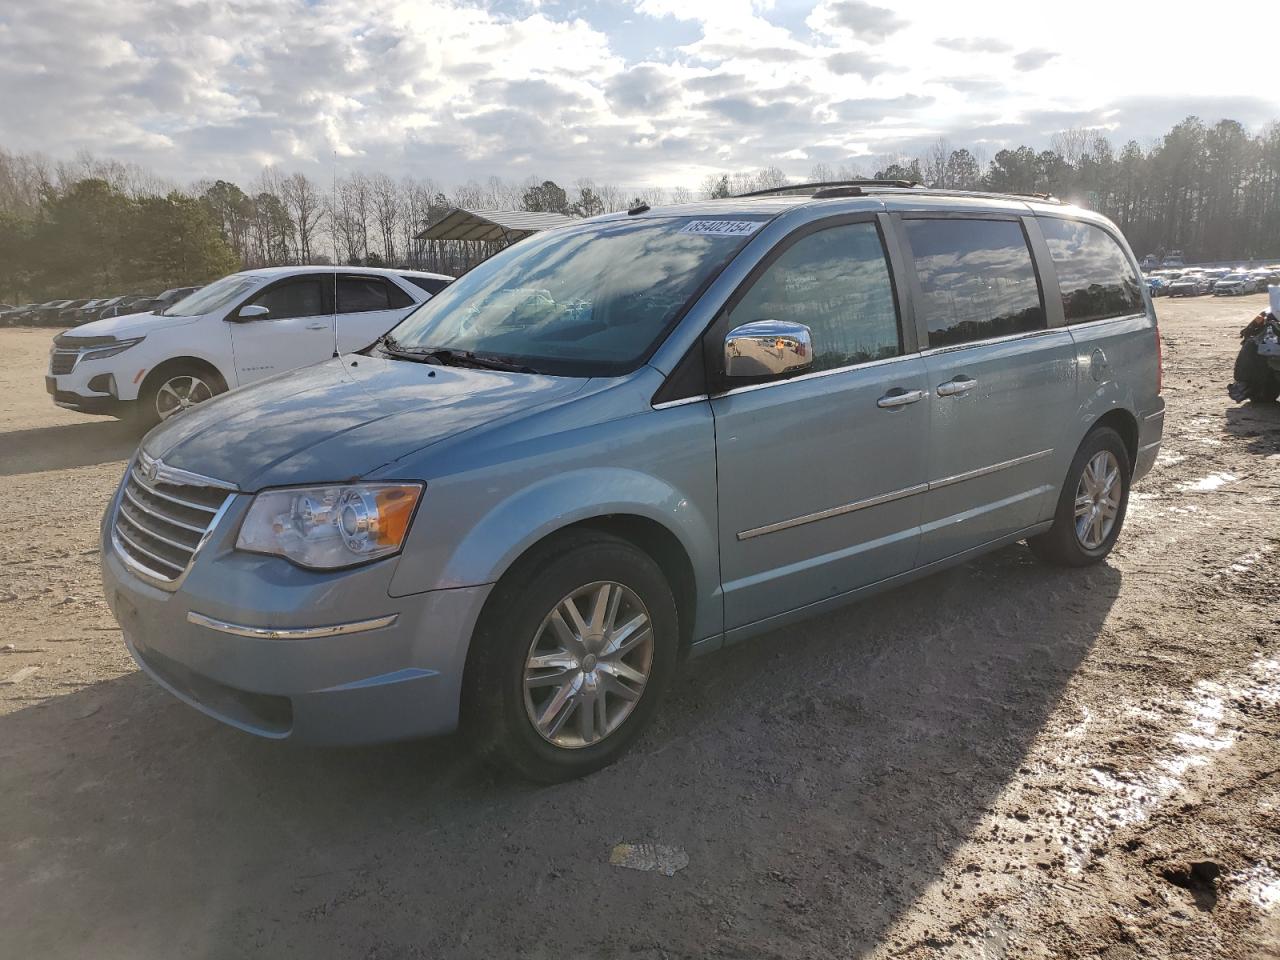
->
391, 218, 760, 376
905, 219, 1044, 348
1040, 218, 1144, 323
248, 277, 324, 320
729, 221, 900, 371
163, 276, 259, 317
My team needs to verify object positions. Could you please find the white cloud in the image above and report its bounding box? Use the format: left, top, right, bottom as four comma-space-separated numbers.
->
807, 0, 909, 42
0, 0, 1275, 191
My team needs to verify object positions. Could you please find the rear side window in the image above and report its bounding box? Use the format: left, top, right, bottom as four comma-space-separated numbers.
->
730, 221, 901, 372
401, 275, 450, 296
904, 219, 1044, 348
1040, 219, 1145, 323
249, 277, 323, 320
337, 276, 396, 313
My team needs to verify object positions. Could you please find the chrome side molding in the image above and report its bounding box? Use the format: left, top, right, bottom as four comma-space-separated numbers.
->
738, 483, 929, 540
738, 448, 1054, 540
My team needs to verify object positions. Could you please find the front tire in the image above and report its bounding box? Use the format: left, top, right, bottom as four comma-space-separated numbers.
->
132, 364, 226, 431
464, 531, 679, 782
1029, 426, 1131, 567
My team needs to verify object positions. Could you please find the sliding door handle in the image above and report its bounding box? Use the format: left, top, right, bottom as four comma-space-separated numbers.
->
877, 388, 926, 409
306, 322, 330, 330
937, 376, 978, 397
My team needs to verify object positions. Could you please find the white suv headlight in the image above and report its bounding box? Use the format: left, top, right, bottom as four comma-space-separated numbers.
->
82, 336, 145, 360
236, 483, 423, 570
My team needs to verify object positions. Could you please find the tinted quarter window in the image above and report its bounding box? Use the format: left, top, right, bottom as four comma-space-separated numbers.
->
249, 278, 323, 319
386, 282, 414, 308
337, 277, 391, 313
402, 275, 449, 296
731, 221, 901, 372
1040, 218, 1145, 323
904, 219, 1044, 348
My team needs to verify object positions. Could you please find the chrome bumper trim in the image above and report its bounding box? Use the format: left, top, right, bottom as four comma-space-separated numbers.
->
186, 611, 399, 640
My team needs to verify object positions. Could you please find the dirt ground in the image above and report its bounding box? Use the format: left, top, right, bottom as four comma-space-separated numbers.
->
1, 294, 1278, 959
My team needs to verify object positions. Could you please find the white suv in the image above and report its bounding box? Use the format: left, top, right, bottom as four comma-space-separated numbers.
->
46, 266, 451, 427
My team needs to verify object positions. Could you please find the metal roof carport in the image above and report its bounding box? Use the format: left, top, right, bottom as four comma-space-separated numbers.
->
414, 208, 577, 244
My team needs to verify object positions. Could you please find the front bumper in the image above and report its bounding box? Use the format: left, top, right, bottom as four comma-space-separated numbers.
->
101, 493, 492, 745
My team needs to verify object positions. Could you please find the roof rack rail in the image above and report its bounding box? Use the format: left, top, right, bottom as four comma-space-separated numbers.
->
734, 179, 922, 199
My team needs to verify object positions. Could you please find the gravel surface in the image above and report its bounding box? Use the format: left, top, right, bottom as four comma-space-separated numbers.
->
1, 295, 1278, 959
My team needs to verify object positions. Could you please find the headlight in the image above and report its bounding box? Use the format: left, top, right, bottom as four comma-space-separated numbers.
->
82, 336, 145, 361
236, 483, 423, 570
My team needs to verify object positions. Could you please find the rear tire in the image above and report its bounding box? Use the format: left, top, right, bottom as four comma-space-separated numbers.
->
1028, 426, 1131, 567
463, 530, 679, 782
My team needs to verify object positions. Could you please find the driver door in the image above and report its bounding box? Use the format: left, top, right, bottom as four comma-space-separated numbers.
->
227, 275, 334, 386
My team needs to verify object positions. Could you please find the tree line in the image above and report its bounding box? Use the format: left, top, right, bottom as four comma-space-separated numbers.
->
1, 113, 1277, 303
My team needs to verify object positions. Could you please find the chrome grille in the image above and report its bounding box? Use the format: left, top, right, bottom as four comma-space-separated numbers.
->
112, 454, 236, 586
50, 350, 79, 375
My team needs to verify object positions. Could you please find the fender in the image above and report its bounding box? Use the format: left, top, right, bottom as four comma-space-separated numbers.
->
388, 466, 724, 643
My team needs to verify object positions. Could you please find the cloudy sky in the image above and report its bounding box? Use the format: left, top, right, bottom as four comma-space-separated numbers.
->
2, 0, 1277, 189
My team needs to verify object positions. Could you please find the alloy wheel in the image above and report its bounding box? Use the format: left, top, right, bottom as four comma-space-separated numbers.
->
1074, 449, 1122, 550
522, 581, 654, 749
155, 375, 214, 421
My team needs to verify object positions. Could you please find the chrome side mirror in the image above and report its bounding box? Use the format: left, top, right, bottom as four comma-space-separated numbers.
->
233, 304, 270, 322
724, 320, 813, 379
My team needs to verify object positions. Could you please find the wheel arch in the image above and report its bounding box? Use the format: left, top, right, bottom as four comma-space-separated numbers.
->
1089, 407, 1139, 475
137, 355, 230, 401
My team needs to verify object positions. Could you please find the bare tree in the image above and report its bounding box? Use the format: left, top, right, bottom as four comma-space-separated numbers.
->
809, 162, 835, 183
283, 172, 324, 263
923, 138, 951, 187
370, 172, 400, 263
1051, 127, 1091, 168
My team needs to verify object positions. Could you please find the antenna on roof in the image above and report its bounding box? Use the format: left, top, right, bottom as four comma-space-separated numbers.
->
331, 150, 339, 359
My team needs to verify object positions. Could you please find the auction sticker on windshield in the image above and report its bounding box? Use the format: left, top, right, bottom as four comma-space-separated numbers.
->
678, 220, 764, 237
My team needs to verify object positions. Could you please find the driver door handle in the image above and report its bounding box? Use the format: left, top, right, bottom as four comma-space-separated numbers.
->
877, 388, 926, 409
306, 322, 330, 330
937, 376, 978, 397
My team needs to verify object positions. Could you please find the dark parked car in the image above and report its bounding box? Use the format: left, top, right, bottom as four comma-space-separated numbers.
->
54, 299, 94, 324
31, 300, 75, 324
1, 302, 40, 324
98, 295, 155, 319
151, 286, 199, 311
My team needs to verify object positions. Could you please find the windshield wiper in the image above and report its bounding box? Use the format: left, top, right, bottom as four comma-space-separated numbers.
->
389, 345, 542, 374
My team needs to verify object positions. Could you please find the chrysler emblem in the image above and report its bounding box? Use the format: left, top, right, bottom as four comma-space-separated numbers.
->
146, 459, 160, 482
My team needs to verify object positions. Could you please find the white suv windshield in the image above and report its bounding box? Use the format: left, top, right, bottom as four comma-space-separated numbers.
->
389, 217, 762, 376
162, 276, 260, 317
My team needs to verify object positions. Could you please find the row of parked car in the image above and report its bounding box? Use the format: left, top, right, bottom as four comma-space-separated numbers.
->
0, 287, 200, 327
1144, 265, 1280, 299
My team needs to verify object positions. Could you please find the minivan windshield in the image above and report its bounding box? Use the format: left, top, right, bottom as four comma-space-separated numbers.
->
388, 217, 762, 376
163, 276, 260, 317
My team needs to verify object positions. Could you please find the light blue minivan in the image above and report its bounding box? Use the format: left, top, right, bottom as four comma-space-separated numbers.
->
101, 184, 1164, 780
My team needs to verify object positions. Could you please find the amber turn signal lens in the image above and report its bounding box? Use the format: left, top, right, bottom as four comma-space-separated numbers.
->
375, 486, 420, 547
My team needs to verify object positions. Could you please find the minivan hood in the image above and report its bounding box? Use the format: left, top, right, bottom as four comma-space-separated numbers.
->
67, 310, 194, 338
143, 355, 587, 489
